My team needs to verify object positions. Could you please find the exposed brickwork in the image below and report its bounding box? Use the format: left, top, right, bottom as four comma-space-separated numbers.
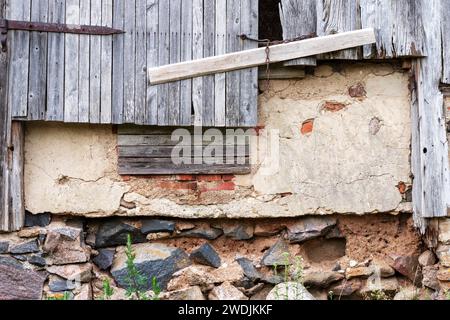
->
322, 101, 347, 113
301, 119, 314, 135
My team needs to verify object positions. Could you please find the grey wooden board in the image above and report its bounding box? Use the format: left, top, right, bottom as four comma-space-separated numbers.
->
442, 0, 450, 84
0, 0, 8, 230
157, 0, 170, 125
279, 0, 316, 66
168, 0, 182, 126
118, 163, 251, 175
192, 0, 203, 126
180, 0, 193, 126
123, 0, 136, 123
100, 0, 113, 124
112, 0, 125, 124
146, 0, 159, 125
78, 0, 90, 123
90, 0, 102, 123
134, 0, 147, 125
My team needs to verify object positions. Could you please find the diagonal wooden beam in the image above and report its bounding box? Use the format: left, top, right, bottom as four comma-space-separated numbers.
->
148, 28, 376, 85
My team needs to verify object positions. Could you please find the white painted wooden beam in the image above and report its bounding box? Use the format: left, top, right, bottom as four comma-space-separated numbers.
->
148, 28, 376, 85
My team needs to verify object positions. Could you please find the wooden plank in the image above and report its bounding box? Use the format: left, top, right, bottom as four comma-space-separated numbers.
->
8, 0, 31, 118
100, 0, 113, 123
192, 0, 203, 126
78, 0, 90, 123
214, 0, 226, 127
134, 0, 147, 125
123, 0, 136, 123
279, 0, 316, 66
316, 0, 362, 60
157, 0, 170, 125
0, 0, 8, 231
28, 0, 48, 120
118, 163, 251, 175
225, 0, 241, 127
168, 0, 182, 125
89, 0, 101, 123
64, 0, 80, 122
146, 0, 158, 125
46, 0, 65, 121
202, 0, 215, 126
8, 121, 24, 231
180, 0, 193, 126
258, 64, 305, 79
442, 0, 450, 84
239, 0, 258, 127
118, 134, 251, 146
119, 145, 250, 158
112, 0, 125, 124
148, 28, 377, 84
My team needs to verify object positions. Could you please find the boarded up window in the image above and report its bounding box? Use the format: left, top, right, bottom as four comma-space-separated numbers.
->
6, 0, 259, 127
118, 126, 252, 175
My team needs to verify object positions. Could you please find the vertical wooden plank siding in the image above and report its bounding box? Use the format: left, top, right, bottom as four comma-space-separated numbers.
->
0, 0, 8, 230
9, 122, 25, 231
64, 0, 80, 122
89, 0, 101, 123
192, 0, 204, 126
134, 0, 147, 125
123, 0, 136, 123
100, 0, 113, 124
146, 0, 159, 125
168, 0, 182, 126
8, 0, 31, 118
226, 0, 241, 127
112, 0, 125, 124
46, 0, 65, 121
239, 0, 258, 127
279, 0, 316, 66
442, 0, 450, 84
78, 0, 90, 123
202, 0, 215, 126
316, 0, 361, 60
157, 0, 170, 125
180, 0, 193, 126
214, 0, 226, 127
28, 0, 48, 121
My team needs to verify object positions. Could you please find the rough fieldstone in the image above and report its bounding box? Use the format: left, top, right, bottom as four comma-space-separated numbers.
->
371, 260, 396, 278
0, 256, 47, 300
179, 227, 223, 240
286, 217, 337, 243
94, 219, 146, 248
93, 248, 115, 270
24, 212, 51, 228
12, 255, 28, 262
236, 257, 262, 282
18, 227, 45, 239
44, 228, 90, 265
346, 267, 373, 279
10, 239, 39, 255
190, 243, 222, 268
390, 254, 422, 284
29, 254, 47, 267
141, 219, 176, 234
303, 271, 344, 288
419, 251, 437, 267
214, 222, 254, 240
250, 285, 273, 300
329, 280, 362, 297
393, 286, 424, 300
48, 263, 93, 283
0, 241, 9, 253
49, 275, 77, 292
208, 282, 248, 300
261, 239, 290, 267
167, 265, 217, 291
361, 277, 399, 296
436, 245, 450, 267
266, 282, 316, 300
74, 283, 93, 300
422, 265, 440, 291
111, 243, 191, 290
437, 268, 450, 282
163, 286, 205, 300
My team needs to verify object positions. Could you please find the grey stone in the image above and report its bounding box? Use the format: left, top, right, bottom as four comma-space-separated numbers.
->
29, 254, 47, 267
49, 275, 77, 292
262, 275, 284, 285
93, 248, 115, 270
261, 239, 290, 267
214, 223, 254, 240
0, 241, 9, 253
390, 254, 422, 284
266, 282, 316, 300
422, 265, 440, 291
418, 251, 437, 267
141, 219, 176, 234
286, 217, 337, 243
179, 227, 223, 240
329, 280, 362, 297
48, 263, 93, 283
24, 212, 51, 227
190, 243, 222, 268
236, 258, 262, 282
303, 271, 344, 288
111, 243, 191, 290
208, 282, 249, 300
94, 219, 146, 248
10, 239, 39, 254
0, 256, 47, 300
163, 286, 205, 300
12, 255, 28, 262
44, 230, 90, 265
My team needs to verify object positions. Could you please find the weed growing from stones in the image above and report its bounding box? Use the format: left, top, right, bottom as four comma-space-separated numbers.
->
100, 278, 114, 300
273, 252, 305, 300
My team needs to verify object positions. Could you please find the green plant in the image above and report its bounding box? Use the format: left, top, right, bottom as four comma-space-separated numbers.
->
124, 234, 149, 300
445, 290, 450, 300
151, 276, 161, 301
364, 290, 389, 301
47, 292, 72, 301
272, 252, 305, 300
101, 278, 114, 300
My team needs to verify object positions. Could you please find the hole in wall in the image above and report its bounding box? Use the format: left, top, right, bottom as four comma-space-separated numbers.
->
259, 0, 283, 41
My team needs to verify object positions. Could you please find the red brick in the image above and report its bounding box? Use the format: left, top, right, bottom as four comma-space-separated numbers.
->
397, 182, 407, 194
197, 175, 223, 182
199, 181, 235, 192
121, 175, 132, 182
322, 101, 347, 112
177, 175, 196, 181
222, 175, 235, 181
301, 119, 314, 135
157, 181, 197, 190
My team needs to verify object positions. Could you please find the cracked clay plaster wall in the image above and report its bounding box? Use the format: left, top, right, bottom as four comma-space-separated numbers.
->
24, 63, 412, 218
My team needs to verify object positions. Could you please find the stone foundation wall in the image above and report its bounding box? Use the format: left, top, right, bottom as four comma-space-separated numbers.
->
2, 213, 449, 300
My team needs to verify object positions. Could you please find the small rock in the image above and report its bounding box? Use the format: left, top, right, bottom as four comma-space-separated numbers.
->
243, 283, 265, 297
361, 277, 399, 296
419, 251, 437, 267
176, 222, 196, 232
210, 262, 245, 285
111, 243, 191, 290
439, 219, 450, 244
390, 254, 422, 284
190, 243, 222, 268
163, 286, 205, 300
422, 265, 440, 291
141, 219, 176, 234
93, 248, 115, 270
214, 222, 254, 240
266, 282, 316, 300
329, 280, 362, 297
146, 232, 173, 241
29, 254, 47, 267
261, 239, 290, 267
349, 260, 358, 268
286, 217, 337, 243
348, 83, 367, 98
236, 258, 262, 282
209, 282, 248, 300
250, 285, 273, 300
94, 219, 146, 248
74, 284, 93, 300
346, 267, 373, 280
254, 223, 285, 237
437, 268, 450, 282
309, 289, 329, 300
0, 241, 9, 254
436, 245, 450, 267
179, 227, 223, 240
18, 227, 46, 239
10, 239, 39, 254
43, 231, 61, 253
262, 275, 284, 285
393, 286, 422, 300
48, 275, 77, 292
371, 260, 396, 278
167, 265, 217, 291
12, 255, 27, 262
48, 263, 93, 283
24, 212, 51, 228
304, 271, 344, 288
44, 228, 90, 265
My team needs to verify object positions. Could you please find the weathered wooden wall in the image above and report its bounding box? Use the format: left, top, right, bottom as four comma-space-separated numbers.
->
6, 0, 259, 127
